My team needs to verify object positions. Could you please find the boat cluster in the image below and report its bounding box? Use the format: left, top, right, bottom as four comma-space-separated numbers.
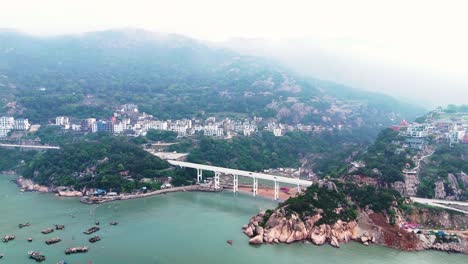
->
1, 220, 118, 262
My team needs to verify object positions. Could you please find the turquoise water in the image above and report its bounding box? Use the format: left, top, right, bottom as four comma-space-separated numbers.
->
0, 175, 467, 264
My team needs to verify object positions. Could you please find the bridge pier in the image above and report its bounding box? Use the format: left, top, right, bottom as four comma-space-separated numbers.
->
233, 175, 238, 193
253, 178, 258, 196
214, 171, 220, 189
274, 180, 279, 200
197, 169, 203, 183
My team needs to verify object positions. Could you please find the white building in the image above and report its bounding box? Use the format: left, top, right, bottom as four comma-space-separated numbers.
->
0, 116, 14, 137
13, 118, 31, 131
55, 116, 70, 129
273, 128, 282, 137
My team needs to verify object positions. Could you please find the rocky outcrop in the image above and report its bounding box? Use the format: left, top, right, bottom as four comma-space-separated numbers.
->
16, 176, 50, 193
243, 207, 468, 254
434, 180, 446, 199
242, 208, 364, 248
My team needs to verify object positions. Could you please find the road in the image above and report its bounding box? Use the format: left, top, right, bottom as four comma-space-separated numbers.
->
410, 197, 468, 214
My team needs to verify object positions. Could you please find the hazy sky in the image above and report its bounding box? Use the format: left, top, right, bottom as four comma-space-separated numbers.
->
1, 0, 467, 106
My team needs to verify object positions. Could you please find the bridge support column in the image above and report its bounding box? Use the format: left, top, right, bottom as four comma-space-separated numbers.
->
197, 169, 203, 184
274, 180, 279, 200
233, 175, 238, 193
214, 172, 220, 189
253, 178, 258, 196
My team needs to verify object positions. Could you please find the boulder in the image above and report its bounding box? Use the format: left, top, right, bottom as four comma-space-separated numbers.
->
249, 234, 263, 244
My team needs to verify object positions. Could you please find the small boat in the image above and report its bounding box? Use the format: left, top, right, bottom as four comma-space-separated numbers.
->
83, 226, 99, 235
41, 228, 54, 234
227, 240, 233, 245
95, 221, 100, 225
2, 235, 15, 242
109, 221, 118, 226
28, 251, 46, 262
55, 224, 65, 230
0, 253, 3, 259
65, 246, 88, 255
56, 261, 67, 264
19, 222, 31, 228
28, 237, 33, 242
89, 235, 101, 243
45, 237, 61, 245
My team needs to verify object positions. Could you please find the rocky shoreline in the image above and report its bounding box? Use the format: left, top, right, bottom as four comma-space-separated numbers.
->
242, 208, 468, 254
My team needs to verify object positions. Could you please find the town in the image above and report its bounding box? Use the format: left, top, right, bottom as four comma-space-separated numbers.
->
1, 103, 349, 140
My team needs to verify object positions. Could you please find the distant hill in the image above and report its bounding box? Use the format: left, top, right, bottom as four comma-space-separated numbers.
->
0, 29, 424, 131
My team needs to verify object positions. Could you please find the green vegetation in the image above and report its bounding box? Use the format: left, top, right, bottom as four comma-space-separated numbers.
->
20, 136, 193, 192
279, 182, 401, 225
280, 183, 358, 225
172, 130, 365, 176
356, 129, 415, 183
0, 29, 422, 128
0, 148, 35, 171
146, 130, 178, 142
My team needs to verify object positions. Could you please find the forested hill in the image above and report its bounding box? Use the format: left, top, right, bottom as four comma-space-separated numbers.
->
0, 28, 423, 126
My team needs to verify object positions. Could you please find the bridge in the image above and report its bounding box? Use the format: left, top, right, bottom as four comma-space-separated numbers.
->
0, 143, 60, 151
167, 160, 313, 200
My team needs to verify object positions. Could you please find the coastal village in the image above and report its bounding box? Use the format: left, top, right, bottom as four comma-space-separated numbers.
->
0, 103, 349, 141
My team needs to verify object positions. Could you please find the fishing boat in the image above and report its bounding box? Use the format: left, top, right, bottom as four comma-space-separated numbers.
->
89, 235, 101, 243
28, 251, 46, 262
45, 237, 61, 245
109, 221, 118, 226
2, 235, 15, 242
65, 246, 88, 255
55, 224, 65, 230
19, 222, 31, 228
41, 228, 54, 234
83, 226, 99, 235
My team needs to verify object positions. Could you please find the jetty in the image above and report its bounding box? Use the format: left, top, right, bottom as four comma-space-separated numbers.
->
83, 226, 100, 234
80, 185, 216, 204
41, 228, 54, 234
2, 235, 15, 242
28, 251, 46, 262
65, 246, 88, 255
45, 237, 61, 245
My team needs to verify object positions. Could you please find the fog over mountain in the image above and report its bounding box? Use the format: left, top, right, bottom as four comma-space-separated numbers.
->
221, 37, 468, 108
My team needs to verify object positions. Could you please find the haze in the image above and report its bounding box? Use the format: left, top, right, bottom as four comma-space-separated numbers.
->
1, 0, 467, 107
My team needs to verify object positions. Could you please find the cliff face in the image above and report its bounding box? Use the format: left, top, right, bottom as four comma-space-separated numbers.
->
406, 207, 468, 230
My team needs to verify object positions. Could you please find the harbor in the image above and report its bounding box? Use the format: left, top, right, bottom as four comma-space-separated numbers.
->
0, 175, 467, 263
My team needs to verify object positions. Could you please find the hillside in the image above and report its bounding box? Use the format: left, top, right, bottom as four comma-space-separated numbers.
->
0, 29, 423, 129
19, 136, 191, 192
345, 107, 468, 201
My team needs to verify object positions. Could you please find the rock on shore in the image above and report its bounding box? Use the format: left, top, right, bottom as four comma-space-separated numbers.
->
242, 208, 363, 248
16, 176, 50, 193
242, 207, 467, 254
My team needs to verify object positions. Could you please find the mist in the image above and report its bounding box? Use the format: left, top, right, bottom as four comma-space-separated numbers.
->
221, 37, 468, 108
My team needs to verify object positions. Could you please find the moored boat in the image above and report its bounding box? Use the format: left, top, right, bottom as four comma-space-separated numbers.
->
2, 235, 15, 242
83, 226, 100, 234
89, 235, 101, 243
109, 221, 118, 225
45, 237, 61, 245
28, 251, 46, 262
41, 228, 54, 234
55, 224, 65, 230
65, 246, 88, 255
19, 222, 31, 228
